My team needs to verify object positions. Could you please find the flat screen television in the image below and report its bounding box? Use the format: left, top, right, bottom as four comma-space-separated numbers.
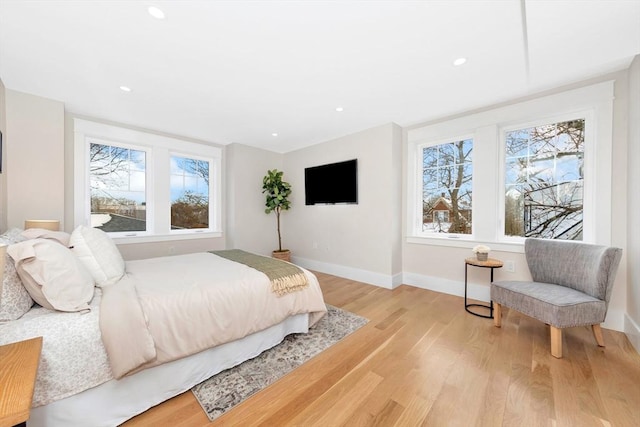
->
305, 159, 358, 205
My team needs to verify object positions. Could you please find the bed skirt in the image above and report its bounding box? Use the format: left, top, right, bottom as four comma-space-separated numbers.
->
28, 313, 309, 427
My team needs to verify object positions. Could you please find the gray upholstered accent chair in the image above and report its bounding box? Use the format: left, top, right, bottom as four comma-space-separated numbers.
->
491, 238, 622, 358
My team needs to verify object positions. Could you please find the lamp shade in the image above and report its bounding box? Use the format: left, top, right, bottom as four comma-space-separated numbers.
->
24, 220, 60, 231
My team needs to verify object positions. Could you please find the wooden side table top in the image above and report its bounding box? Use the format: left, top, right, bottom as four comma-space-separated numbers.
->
465, 257, 504, 268
0, 337, 42, 427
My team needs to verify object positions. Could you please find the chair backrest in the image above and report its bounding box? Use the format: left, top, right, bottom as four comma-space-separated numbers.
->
525, 238, 622, 304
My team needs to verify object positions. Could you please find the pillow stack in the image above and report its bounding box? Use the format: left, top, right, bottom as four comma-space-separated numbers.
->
8, 239, 94, 312
0, 225, 126, 321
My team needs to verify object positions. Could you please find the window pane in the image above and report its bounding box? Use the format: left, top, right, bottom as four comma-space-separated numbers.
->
504, 119, 584, 240
422, 138, 473, 234
170, 156, 210, 230
89, 142, 146, 232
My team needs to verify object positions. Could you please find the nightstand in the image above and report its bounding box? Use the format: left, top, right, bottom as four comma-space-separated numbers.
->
0, 337, 43, 427
464, 257, 503, 319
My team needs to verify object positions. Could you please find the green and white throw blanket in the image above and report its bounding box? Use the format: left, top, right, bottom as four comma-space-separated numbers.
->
211, 249, 309, 296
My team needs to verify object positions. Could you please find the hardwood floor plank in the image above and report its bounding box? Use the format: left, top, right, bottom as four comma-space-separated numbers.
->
340, 325, 437, 425
123, 272, 640, 427
374, 307, 409, 330
421, 311, 498, 426
583, 331, 640, 426
223, 319, 406, 426
392, 395, 431, 426
369, 399, 405, 426
291, 370, 384, 426
503, 315, 556, 426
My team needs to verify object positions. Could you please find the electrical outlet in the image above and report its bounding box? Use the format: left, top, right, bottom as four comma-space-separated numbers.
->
505, 260, 515, 272
312, 241, 318, 249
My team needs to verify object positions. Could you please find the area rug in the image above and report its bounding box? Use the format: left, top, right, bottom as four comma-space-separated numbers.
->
191, 305, 368, 421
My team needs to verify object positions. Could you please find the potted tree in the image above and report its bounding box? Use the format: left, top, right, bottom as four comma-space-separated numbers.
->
262, 169, 292, 261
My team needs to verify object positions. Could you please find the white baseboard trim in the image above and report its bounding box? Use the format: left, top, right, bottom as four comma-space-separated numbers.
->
601, 309, 624, 332
291, 256, 399, 289
292, 259, 631, 335
391, 273, 403, 289
402, 271, 490, 303
623, 313, 640, 354
292, 260, 490, 299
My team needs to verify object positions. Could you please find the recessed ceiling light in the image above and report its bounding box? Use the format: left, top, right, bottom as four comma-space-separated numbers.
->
272, 133, 278, 137
453, 57, 467, 66
148, 6, 165, 20
336, 107, 344, 112
119, 86, 132, 92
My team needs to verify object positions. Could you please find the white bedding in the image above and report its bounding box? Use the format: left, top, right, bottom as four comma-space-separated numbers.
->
28, 312, 310, 427
0, 289, 109, 407
0, 252, 326, 422
101, 252, 327, 378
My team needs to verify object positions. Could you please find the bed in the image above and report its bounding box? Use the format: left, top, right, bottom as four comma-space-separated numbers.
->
0, 227, 326, 427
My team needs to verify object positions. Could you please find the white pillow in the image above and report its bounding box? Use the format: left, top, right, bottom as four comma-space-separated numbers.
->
0, 230, 33, 321
69, 225, 125, 287
8, 239, 94, 312
22, 228, 71, 246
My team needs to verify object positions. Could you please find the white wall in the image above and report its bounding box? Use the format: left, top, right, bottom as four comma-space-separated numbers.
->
402, 71, 631, 332
626, 55, 640, 352
609, 71, 630, 334
390, 124, 403, 280
5, 90, 65, 229
225, 143, 283, 256
283, 123, 403, 288
63, 113, 226, 260
0, 79, 7, 231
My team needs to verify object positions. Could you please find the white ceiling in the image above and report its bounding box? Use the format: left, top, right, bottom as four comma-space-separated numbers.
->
0, 0, 638, 153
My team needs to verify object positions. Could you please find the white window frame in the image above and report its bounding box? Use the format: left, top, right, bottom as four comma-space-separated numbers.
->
168, 150, 217, 236
412, 134, 475, 240
406, 81, 614, 252
74, 119, 222, 243
498, 111, 595, 244
85, 137, 155, 237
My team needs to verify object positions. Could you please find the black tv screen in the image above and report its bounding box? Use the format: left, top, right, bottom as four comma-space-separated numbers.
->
305, 159, 358, 205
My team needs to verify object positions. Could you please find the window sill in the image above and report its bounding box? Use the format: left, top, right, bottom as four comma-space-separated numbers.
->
406, 236, 524, 253
113, 231, 223, 245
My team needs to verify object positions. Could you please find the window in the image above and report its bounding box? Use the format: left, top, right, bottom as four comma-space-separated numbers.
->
89, 141, 148, 232
170, 155, 210, 230
421, 139, 473, 235
504, 119, 585, 240
435, 210, 449, 222
406, 81, 614, 250
74, 119, 222, 242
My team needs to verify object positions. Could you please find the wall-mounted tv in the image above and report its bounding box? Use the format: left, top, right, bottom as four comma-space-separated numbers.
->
305, 159, 358, 205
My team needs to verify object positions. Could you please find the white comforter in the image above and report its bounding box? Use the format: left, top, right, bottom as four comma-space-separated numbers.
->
101, 252, 327, 378
0, 253, 326, 406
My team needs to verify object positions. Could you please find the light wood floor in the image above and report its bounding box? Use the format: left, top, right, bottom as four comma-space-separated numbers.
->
123, 272, 640, 427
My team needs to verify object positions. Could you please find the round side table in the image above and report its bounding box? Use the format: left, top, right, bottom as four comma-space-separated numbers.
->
464, 257, 503, 319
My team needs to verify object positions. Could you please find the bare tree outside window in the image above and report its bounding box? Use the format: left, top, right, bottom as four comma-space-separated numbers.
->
504, 119, 585, 240
170, 156, 210, 229
90, 142, 146, 232
422, 139, 473, 234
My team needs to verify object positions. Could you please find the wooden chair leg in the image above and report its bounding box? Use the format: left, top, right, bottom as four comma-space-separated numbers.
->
493, 303, 502, 327
592, 324, 605, 347
550, 326, 563, 358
